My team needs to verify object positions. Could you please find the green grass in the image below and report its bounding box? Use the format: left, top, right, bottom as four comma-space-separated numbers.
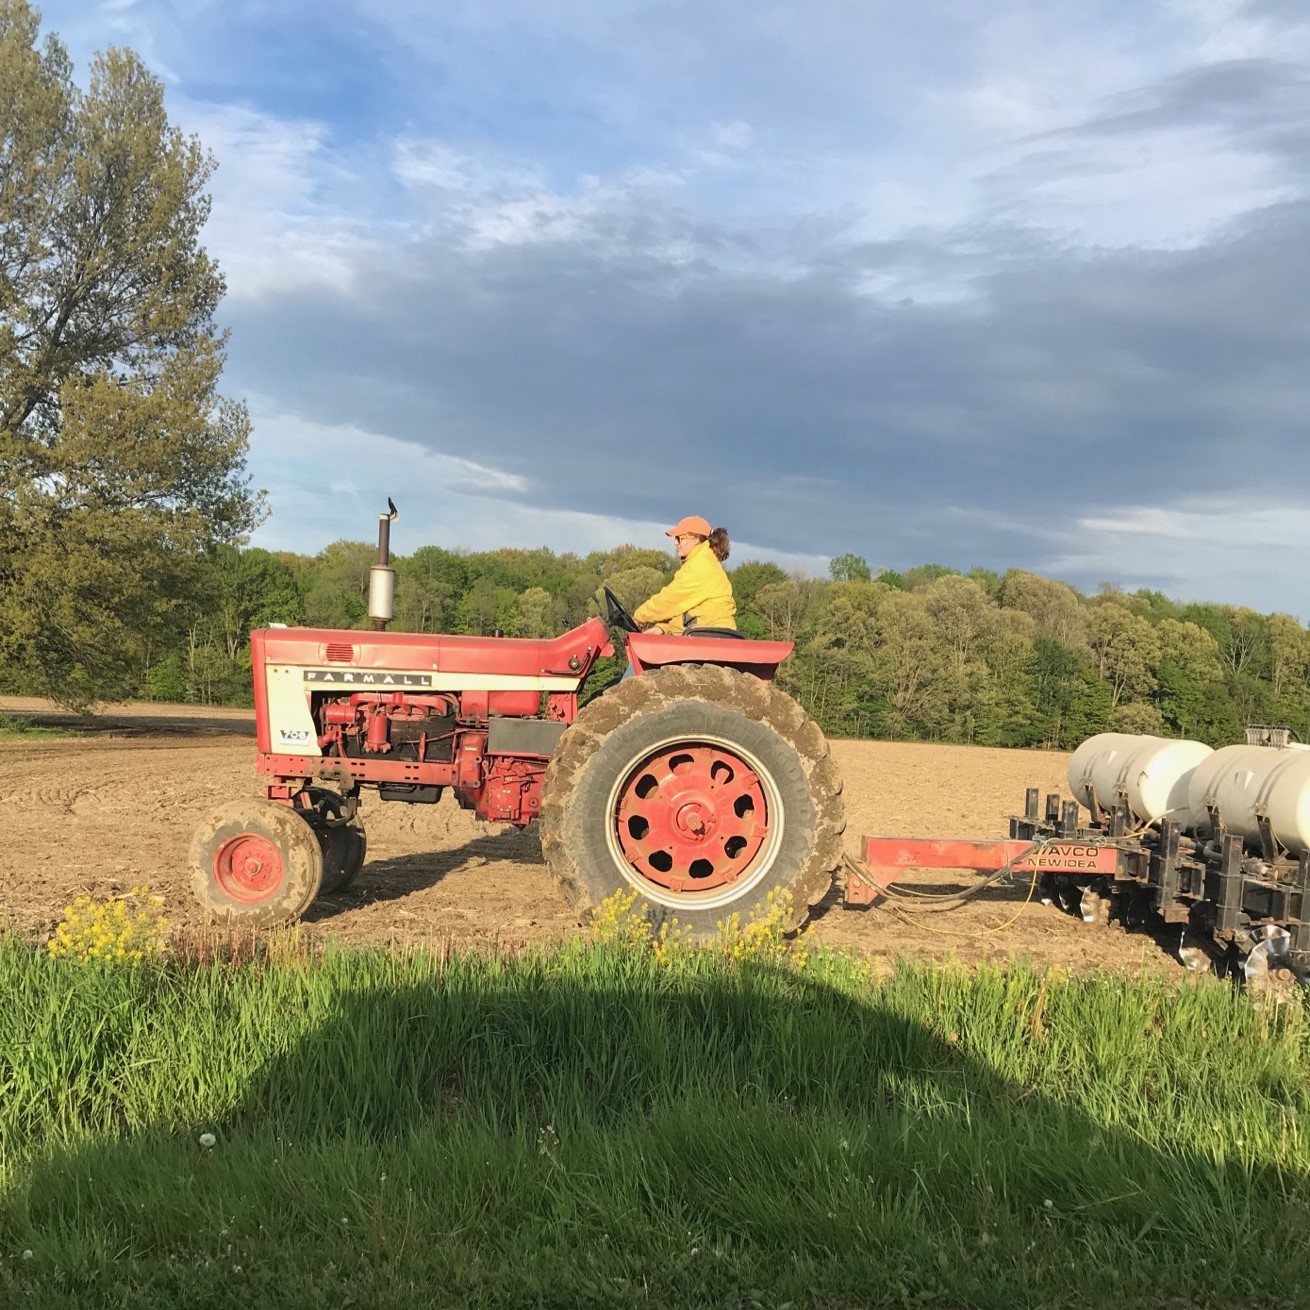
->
2, 936, 1308, 1309
0, 716, 69, 740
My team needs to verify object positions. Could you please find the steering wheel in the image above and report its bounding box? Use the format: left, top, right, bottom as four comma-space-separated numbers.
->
602, 586, 641, 633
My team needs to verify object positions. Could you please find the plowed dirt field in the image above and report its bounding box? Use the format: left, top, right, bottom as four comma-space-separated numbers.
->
0, 698, 1181, 974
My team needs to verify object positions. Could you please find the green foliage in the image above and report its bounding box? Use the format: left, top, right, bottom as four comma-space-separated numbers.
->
579, 651, 626, 705
460, 575, 518, 636
1111, 700, 1166, 734
141, 654, 186, 703
592, 543, 675, 579
211, 547, 304, 649
754, 580, 801, 640
1065, 666, 1115, 743
901, 563, 959, 590
512, 586, 560, 638
0, 714, 64, 738
0, 3, 264, 710
1087, 603, 1159, 708
999, 570, 1088, 651
92, 532, 1288, 751
728, 560, 787, 612
828, 551, 872, 582
1031, 637, 1081, 745
392, 546, 468, 633
603, 564, 670, 616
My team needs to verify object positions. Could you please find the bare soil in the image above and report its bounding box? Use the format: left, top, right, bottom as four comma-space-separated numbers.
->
0, 698, 1182, 976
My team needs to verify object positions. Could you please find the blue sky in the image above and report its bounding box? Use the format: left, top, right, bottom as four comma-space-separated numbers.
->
36, 0, 1310, 613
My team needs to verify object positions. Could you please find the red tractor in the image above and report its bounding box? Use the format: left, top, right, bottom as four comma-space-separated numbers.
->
189, 503, 845, 939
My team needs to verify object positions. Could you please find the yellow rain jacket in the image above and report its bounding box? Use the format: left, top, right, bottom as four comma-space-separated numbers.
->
633, 541, 737, 634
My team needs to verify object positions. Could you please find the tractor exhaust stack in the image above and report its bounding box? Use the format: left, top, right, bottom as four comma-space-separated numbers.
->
369, 497, 399, 631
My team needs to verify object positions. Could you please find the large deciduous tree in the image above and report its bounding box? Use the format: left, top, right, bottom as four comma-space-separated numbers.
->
828, 552, 871, 583
0, 0, 263, 707
1087, 602, 1160, 710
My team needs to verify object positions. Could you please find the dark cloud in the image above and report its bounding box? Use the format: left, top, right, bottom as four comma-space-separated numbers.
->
215, 34, 1310, 596
1244, 0, 1309, 22
1034, 57, 1310, 166
224, 173, 1310, 588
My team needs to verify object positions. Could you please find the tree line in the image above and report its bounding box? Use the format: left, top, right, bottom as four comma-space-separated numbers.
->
6, 532, 1300, 751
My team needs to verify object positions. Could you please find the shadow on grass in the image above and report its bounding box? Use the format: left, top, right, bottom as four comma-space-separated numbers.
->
5, 955, 1309, 1309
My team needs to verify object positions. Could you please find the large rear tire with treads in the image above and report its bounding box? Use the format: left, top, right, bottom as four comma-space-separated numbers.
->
539, 664, 844, 939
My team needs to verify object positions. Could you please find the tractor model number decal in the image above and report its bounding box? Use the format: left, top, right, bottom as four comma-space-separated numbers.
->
302, 670, 434, 687
278, 728, 311, 743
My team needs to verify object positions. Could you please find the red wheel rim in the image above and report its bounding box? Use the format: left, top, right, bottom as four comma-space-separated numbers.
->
213, 832, 286, 903
614, 743, 770, 894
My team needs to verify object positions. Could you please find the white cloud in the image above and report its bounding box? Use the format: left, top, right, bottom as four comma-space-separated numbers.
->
682, 119, 756, 167
710, 120, 753, 152
389, 135, 695, 253
177, 100, 385, 298
1080, 500, 1310, 549
1166, 0, 1296, 60
991, 125, 1296, 250
1047, 499, 1310, 616
243, 401, 829, 575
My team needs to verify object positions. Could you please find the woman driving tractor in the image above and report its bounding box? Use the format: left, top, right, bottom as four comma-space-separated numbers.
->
633, 514, 736, 634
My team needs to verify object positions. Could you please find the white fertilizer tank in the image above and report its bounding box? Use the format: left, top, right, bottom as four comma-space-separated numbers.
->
1066, 733, 1214, 829
1187, 742, 1310, 856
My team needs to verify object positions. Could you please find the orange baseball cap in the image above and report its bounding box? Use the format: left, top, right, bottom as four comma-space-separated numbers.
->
666, 515, 711, 538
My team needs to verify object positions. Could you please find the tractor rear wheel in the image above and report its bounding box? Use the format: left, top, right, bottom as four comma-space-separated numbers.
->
189, 799, 324, 925
539, 664, 844, 940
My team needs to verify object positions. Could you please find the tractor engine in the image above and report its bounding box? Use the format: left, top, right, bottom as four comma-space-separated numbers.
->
317, 692, 459, 762
308, 690, 552, 823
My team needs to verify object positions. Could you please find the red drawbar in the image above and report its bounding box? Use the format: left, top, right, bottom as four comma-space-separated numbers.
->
845, 837, 1122, 906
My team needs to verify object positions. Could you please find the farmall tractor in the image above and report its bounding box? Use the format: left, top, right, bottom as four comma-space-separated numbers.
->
189, 503, 846, 939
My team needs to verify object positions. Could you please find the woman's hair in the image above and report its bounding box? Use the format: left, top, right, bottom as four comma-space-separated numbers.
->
708, 527, 730, 562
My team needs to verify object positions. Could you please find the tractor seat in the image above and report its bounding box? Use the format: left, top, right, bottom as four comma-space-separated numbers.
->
685, 626, 746, 639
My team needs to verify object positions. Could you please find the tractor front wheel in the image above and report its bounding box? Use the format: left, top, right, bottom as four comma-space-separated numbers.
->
539, 664, 844, 940
189, 799, 324, 925
297, 788, 367, 895
317, 823, 368, 895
